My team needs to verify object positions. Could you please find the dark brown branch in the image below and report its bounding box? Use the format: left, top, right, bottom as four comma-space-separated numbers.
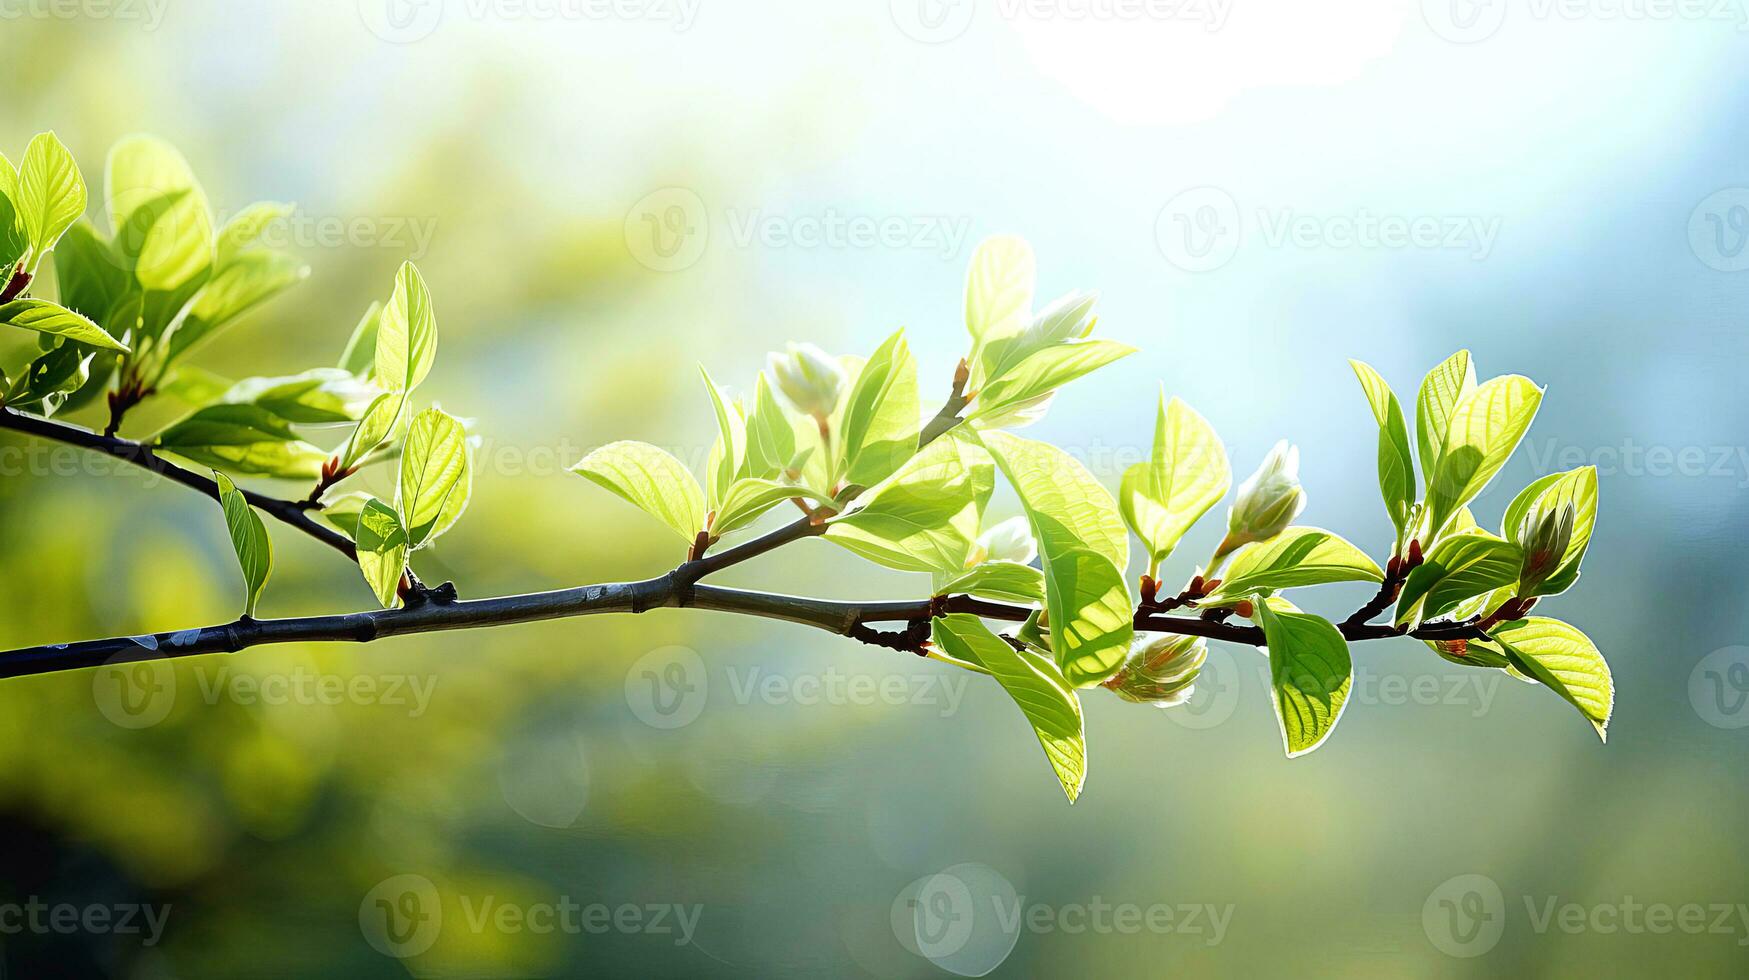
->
0, 408, 357, 561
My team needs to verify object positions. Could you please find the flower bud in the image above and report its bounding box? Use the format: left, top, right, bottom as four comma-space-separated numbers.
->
1103, 633, 1207, 706
969, 516, 1037, 567
1226, 440, 1305, 546
1025, 290, 1099, 348
1517, 501, 1575, 594
766, 342, 846, 420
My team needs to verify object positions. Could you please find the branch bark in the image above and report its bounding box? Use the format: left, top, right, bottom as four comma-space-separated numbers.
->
0, 407, 357, 561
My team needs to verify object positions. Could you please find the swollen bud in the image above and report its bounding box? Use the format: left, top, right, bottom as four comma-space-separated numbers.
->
1103, 633, 1207, 707
1517, 501, 1575, 594
1227, 440, 1306, 546
967, 516, 1038, 567
766, 342, 846, 420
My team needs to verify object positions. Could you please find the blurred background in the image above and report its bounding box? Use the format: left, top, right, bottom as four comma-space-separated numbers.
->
2, 0, 1747, 975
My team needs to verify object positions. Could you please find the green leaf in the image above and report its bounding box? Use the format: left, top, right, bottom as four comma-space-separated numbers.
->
16, 132, 86, 262
982, 430, 1132, 686
354, 497, 408, 608
153, 404, 328, 479
373, 261, 437, 393
1491, 617, 1613, 741
1119, 394, 1229, 566
963, 236, 1035, 383
215, 201, 293, 267
980, 430, 1128, 572
319, 492, 373, 540
1415, 349, 1475, 489
1502, 466, 1598, 597
1394, 532, 1522, 628
3, 340, 94, 416
0, 150, 25, 272
52, 223, 130, 328
839, 329, 920, 488
743, 374, 797, 481
1349, 359, 1416, 537
338, 302, 383, 378
572, 440, 706, 545
970, 339, 1134, 427
164, 249, 308, 365
1425, 374, 1544, 538
934, 560, 1046, 603
825, 434, 986, 573
931, 614, 1085, 802
214, 471, 272, 617
398, 409, 470, 549
0, 299, 129, 352
220, 368, 380, 424
106, 136, 214, 293
339, 391, 406, 472
712, 478, 817, 536
699, 366, 746, 509
1205, 526, 1383, 601
1255, 602, 1353, 757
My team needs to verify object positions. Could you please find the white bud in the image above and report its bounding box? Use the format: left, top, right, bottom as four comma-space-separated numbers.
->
766, 342, 845, 420
1104, 633, 1207, 706
1228, 440, 1305, 544
1024, 290, 1099, 348
972, 516, 1038, 567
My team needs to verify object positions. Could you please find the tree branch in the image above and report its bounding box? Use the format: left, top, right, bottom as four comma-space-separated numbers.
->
0, 408, 357, 561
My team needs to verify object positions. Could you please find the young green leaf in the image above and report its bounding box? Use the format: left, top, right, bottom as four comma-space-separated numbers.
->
699, 366, 747, 508
339, 391, 407, 472
712, 478, 818, 536
219, 368, 380, 424
338, 302, 383, 378
838, 329, 920, 488
1255, 601, 1353, 758
1491, 617, 1613, 741
1394, 533, 1522, 628
17, 132, 86, 263
107, 136, 214, 293
153, 404, 328, 479
970, 339, 1134, 428
571, 440, 706, 545
1425, 374, 1543, 538
1119, 394, 1230, 567
933, 560, 1046, 604
0, 299, 130, 352
982, 430, 1132, 685
373, 261, 437, 393
213, 471, 272, 617
215, 201, 293, 267
931, 613, 1086, 802
963, 236, 1035, 383
825, 434, 986, 573
52, 223, 130, 326
1349, 359, 1415, 537
354, 497, 409, 608
3, 340, 94, 416
398, 409, 470, 549
1415, 349, 1475, 487
1502, 466, 1598, 597
319, 491, 374, 540
743, 374, 798, 481
1204, 526, 1383, 602
164, 249, 309, 365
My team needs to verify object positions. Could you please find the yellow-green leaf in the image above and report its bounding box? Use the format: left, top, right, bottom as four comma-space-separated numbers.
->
0, 299, 129, 353
1120, 394, 1229, 566
839, 329, 920, 488
1415, 349, 1475, 488
398, 409, 470, 549
17, 132, 86, 261
1426, 374, 1543, 538
1255, 602, 1353, 758
373, 261, 437, 393
1491, 617, 1613, 742
1350, 359, 1415, 536
572, 440, 706, 545
825, 434, 986, 573
214, 471, 272, 617
355, 497, 408, 608
1207, 526, 1383, 602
